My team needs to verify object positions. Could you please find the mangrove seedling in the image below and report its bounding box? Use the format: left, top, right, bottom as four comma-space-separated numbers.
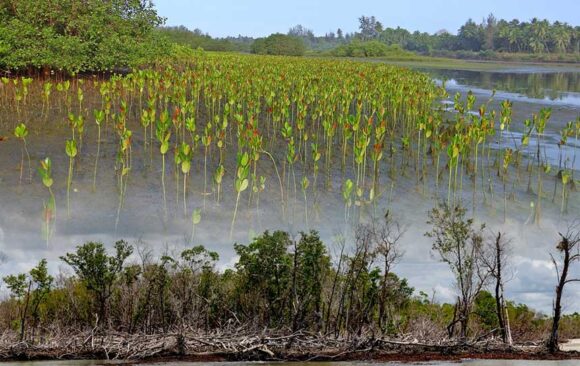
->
14, 123, 31, 184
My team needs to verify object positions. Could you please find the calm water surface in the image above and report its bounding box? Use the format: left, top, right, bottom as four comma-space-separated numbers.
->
0, 62, 579, 313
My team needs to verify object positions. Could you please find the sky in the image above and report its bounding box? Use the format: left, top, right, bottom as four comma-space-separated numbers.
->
153, 0, 580, 38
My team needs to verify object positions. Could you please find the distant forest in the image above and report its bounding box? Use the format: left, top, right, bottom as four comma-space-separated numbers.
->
158, 14, 580, 58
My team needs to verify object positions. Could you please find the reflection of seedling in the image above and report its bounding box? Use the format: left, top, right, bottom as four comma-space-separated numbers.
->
342, 179, 354, 223
560, 170, 571, 215
93, 110, 105, 191
502, 148, 513, 222
156, 110, 171, 218
191, 208, 201, 244
38, 158, 55, 247
42, 82, 52, 118
65, 139, 78, 217
534, 108, 551, 225
14, 123, 31, 184
214, 164, 225, 203
179, 143, 193, 216
201, 123, 212, 210
230, 152, 250, 240
301, 176, 310, 228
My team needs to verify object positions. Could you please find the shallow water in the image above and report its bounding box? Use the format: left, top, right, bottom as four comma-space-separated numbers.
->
424, 66, 580, 170
0, 62, 579, 314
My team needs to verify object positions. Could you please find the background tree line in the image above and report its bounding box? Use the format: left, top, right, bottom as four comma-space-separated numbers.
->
160, 14, 580, 60
1, 205, 579, 352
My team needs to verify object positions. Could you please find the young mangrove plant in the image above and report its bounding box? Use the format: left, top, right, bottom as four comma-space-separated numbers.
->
14, 123, 31, 184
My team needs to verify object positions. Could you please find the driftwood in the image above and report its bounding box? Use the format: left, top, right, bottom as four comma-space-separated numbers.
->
0, 327, 577, 362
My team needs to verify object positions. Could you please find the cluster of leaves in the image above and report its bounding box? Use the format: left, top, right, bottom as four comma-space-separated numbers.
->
0, 0, 167, 73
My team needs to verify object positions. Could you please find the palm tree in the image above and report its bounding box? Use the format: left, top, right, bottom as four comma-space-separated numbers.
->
551, 22, 571, 53
528, 18, 549, 53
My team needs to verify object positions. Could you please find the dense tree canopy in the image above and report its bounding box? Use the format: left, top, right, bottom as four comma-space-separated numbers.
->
0, 0, 166, 73
251, 33, 306, 56
157, 26, 245, 52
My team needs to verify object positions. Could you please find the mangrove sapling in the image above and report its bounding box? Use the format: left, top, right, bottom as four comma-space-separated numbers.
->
14, 123, 31, 184
230, 151, 250, 240
65, 139, 78, 218
13, 79, 23, 119
93, 110, 105, 191
141, 109, 150, 153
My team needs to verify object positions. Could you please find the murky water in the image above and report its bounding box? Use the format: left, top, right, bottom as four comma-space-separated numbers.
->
3, 360, 580, 365
0, 62, 579, 314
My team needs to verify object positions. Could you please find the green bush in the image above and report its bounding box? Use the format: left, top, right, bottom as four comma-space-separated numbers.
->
0, 0, 167, 73
251, 34, 306, 56
331, 40, 391, 57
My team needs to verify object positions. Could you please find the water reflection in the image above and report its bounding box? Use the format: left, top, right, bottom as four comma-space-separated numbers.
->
423, 69, 580, 105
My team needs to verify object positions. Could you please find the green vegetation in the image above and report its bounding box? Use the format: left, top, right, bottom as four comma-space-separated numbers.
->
0, 0, 166, 73
251, 33, 306, 56
341, 15, 580, 62
0, 52, 577, 247
332, 41, 400, 57
157, 26, 247, 52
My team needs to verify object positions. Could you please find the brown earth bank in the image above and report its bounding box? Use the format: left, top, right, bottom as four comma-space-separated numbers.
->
0, 330, 579, 363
